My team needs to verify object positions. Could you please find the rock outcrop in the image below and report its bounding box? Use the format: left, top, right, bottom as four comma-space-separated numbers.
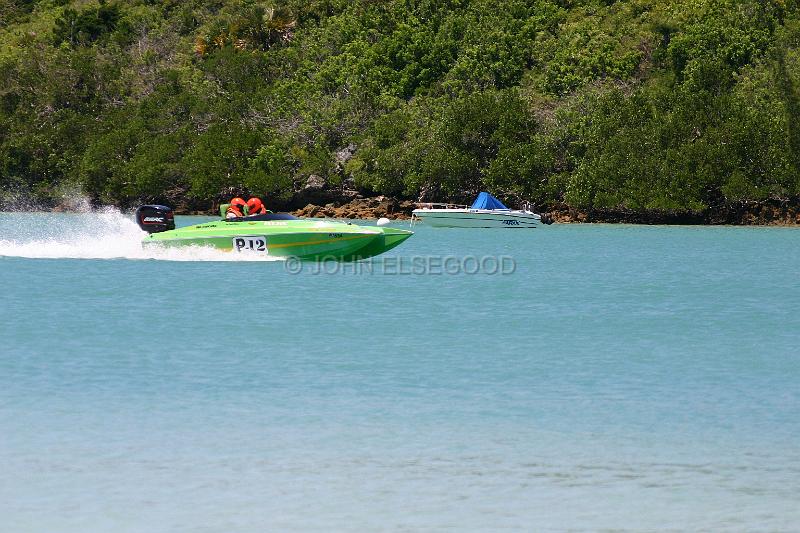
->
292, 197, 415, 220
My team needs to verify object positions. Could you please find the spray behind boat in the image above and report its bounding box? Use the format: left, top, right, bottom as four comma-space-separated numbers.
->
135, 205, 175, 233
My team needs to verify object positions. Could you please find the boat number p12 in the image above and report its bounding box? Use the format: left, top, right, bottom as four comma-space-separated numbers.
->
233, 236, 267, 252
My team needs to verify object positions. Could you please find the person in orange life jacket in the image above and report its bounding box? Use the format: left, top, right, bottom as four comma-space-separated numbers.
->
226, 197, 247, 219
246, 197, 267, 215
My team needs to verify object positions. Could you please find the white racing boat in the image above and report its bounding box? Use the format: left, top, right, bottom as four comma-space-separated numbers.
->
411, 192, 551, 228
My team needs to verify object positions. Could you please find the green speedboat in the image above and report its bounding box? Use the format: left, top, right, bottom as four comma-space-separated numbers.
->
135, 205, 413, 261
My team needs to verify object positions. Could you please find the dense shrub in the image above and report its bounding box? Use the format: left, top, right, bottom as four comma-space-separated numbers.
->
0, 0, 798, 210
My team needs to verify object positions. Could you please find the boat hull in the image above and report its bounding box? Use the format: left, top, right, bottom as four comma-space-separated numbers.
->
142, 219, 413, 260
411, 208, 541, 228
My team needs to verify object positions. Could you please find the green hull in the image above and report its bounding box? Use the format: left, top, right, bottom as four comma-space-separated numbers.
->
142, 218, 413, 260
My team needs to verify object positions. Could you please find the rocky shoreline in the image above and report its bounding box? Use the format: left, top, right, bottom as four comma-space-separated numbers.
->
7, 191, 800, 225
290, 197, 416, 220
544, 200, 800, 225
284, 197, 800, 226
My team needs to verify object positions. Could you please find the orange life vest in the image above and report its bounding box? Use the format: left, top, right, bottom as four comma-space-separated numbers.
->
226, 204, 245, 217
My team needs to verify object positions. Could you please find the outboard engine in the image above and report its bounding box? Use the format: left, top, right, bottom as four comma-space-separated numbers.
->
135, 205, 175, 233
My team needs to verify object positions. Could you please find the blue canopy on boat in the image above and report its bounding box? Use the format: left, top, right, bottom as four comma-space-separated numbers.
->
471, 192, 508, 210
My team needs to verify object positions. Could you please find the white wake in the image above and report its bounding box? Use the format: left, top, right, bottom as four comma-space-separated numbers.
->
0, 208, 283, 262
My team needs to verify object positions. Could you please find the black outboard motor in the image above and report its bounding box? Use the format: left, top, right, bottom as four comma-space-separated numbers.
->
135, 205, 175, 233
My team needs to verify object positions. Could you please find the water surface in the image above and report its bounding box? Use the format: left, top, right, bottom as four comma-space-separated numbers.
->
1, 211, 798, 531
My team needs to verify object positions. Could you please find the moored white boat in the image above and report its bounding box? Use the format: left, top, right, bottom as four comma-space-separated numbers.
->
411, 192, 550, 228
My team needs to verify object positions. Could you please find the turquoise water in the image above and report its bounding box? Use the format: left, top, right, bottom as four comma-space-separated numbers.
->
1, 211, 799, 531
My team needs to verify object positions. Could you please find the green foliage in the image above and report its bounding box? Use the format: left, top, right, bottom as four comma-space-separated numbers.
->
1, 0, 799, 211
53, 1, 123, 46
194, 2, 295, 55
245, 139, 295, 200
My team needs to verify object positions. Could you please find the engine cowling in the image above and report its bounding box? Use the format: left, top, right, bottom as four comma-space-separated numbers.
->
135, 205, 175, 233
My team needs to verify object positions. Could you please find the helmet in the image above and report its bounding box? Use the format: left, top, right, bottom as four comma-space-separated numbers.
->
247, 197, 264, 213
226, 197, 247, 218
